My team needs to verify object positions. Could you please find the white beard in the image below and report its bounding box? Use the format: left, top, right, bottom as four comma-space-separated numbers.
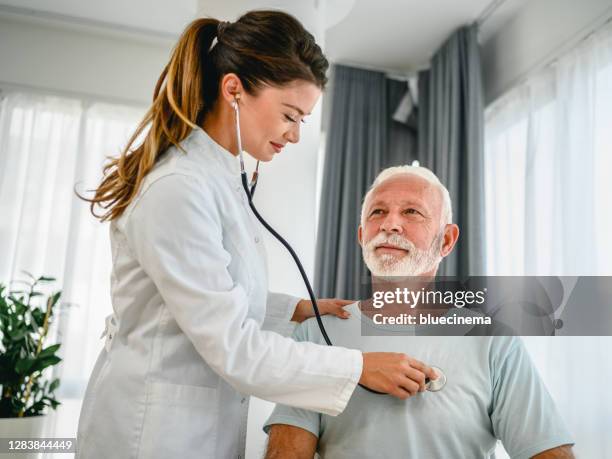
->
362, 232, 443, 277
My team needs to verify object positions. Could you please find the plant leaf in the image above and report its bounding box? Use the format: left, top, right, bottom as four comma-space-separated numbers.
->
48, 378, 60, 393
38, 344, 61, 359
15, 357, 36, 375
32, 355, 62, 373
38, 276, 56, 283
50, 291, 62, 307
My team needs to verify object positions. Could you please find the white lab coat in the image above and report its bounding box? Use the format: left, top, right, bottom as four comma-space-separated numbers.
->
75, 128, 362, 458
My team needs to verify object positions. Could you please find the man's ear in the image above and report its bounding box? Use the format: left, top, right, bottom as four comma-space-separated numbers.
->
440, 224, 459, 258
357, 225, 363, 247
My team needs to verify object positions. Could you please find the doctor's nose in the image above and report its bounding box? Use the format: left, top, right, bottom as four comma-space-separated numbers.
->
285, 124, 300, 144
379, 213, 404, 234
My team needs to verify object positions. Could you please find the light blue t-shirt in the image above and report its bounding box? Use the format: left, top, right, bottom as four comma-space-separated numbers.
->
264, 302, 573, 458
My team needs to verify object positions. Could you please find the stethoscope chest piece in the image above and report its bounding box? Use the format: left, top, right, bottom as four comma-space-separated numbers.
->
425, 366, 447, 392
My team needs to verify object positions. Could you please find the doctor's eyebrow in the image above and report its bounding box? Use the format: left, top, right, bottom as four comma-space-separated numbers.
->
282, 103, 310, 116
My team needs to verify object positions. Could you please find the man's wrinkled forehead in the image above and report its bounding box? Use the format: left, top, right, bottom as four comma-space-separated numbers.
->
364, 173, 443, 215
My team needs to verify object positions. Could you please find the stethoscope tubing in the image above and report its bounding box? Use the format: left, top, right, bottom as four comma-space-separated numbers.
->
239, 173, 383, 394
232, 98, 438, 395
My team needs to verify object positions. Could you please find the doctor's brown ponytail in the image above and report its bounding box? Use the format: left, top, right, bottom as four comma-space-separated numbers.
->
82, 10, 328, 221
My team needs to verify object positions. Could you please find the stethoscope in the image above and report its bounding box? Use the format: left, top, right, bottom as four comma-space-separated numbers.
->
231, 95, 445, 394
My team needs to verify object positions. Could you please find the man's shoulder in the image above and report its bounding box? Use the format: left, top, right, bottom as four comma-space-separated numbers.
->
295, 302, 361, 344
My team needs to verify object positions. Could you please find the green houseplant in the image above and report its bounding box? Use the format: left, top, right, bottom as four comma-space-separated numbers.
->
0, 273, 62, 419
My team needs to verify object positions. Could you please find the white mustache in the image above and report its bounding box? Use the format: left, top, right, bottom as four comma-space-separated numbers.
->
366, 233, 416, 252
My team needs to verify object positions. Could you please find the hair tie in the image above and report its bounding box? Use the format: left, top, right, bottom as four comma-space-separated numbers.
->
217, 21, 231, 38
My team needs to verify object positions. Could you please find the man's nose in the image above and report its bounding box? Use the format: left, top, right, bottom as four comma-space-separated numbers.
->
379, 213, 404, 234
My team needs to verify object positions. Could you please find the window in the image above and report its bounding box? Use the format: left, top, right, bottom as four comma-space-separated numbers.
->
484, 23, 612, 276
0, 91, 145, 397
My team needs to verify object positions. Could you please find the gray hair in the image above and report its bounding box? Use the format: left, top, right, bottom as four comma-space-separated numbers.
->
360, 165, 452, 227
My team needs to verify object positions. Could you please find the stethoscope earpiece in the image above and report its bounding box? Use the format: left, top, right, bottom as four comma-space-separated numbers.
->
232, 93, 241, 110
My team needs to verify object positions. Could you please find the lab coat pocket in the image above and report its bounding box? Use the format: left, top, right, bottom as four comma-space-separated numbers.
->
138, 381, 219, 459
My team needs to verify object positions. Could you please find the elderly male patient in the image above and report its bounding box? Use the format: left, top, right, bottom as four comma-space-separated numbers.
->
263, 166, 574, 458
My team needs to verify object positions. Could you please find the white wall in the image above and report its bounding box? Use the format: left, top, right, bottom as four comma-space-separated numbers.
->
481, 0, 612, 105
0, 0, 195, 36
0, 14, 173, 105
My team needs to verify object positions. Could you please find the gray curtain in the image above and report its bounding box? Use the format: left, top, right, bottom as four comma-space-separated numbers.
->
418, 24, 485, 276
315, 65, 417, 299
387, 79, 418, 166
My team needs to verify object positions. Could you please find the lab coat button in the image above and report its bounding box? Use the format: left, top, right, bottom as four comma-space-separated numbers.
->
241, 397, 246, 404
254, 236, 260, 243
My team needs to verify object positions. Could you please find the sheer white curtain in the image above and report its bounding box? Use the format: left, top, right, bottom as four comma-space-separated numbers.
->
0, 93, 82, 282
485, 22, 612, 276
485, 21, 612, 458
0, 91, 144, 442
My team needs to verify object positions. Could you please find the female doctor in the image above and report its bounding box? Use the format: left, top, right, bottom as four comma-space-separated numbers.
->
76, 10, 435, 459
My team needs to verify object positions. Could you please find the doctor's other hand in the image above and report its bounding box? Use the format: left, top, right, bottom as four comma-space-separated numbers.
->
360, 353, 438, 399
291, 298, 353, 323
